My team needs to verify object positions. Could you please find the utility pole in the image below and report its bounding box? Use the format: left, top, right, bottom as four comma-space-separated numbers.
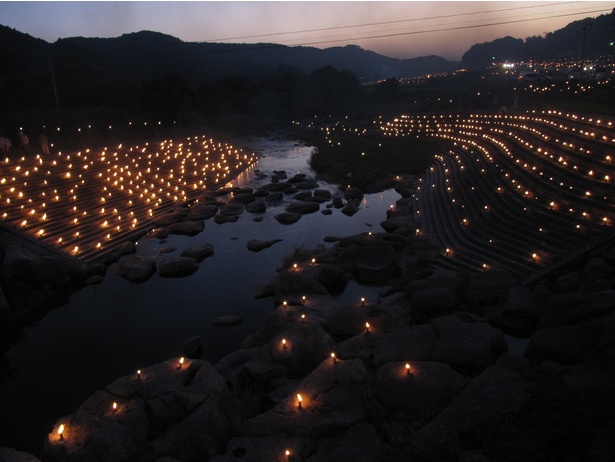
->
581, 20, 592, 81
49, 55, 60, 112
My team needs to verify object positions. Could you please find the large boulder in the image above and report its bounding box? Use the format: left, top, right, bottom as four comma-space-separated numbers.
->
354, 246, 398, 282
153, 212, 182, 226
461, 268, 516, 308
314, 189, 332, 200
244, 201, 266, 214
187, 204, 218, 221
323, 304, 373, 340
375, 361, 468, 418
380, 216, 414, 233
412, 358, 528, 459
344, 187, 363, 200
525, 312, 615, 364
555, 270, 582, 293
180, 244, 214, 262
158, 256, 199, 278
294, 179, 319, 190
116, 258, 156, 283
44, 389, 149, 462
167, 220, 204, 236
268, 323, 335, 378
242, 358, 371, 437
341, 200, 360, 216
538, 291, 615, 328
286, 201, 320, 214
406, 269, 459, 317
583, 257, 614, 283
274, 212, 302, 225
373, 324, 437, 365
430, 316, 507, 375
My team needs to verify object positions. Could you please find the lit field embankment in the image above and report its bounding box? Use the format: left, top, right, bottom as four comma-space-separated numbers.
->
0, 135, 258, 262
381, 111, 615, 278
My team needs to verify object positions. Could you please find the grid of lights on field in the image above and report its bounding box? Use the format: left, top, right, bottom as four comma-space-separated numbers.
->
0, 135, 258, 260
381, 111, 614, 271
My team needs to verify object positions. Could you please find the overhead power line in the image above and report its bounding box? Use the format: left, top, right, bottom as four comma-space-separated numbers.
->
278, 6, 612, 47
286, 7, 613, 48
201, 1, 583, 43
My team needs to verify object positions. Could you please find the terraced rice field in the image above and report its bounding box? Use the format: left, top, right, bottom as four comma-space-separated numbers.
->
381, 110, 615, 279
0, 135, 258, 262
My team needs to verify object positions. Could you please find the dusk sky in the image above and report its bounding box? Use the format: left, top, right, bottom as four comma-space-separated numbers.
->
1, 1, 612, 61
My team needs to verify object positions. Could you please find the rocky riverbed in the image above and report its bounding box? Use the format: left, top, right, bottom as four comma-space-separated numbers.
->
3, 172, 615, 461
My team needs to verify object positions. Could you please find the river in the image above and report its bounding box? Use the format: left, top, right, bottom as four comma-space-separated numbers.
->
0, 137, 401, 455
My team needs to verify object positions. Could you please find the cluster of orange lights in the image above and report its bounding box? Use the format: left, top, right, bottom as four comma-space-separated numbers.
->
0, 135, 258, 260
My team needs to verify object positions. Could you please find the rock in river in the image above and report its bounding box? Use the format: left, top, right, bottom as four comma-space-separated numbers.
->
247, 239, 283, 252
158, 256, 199, 278
117, 258, 157, 283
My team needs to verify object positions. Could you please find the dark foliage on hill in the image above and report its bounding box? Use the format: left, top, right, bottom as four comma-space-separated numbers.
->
0, 25, 457, 113
461, 10, 615, 68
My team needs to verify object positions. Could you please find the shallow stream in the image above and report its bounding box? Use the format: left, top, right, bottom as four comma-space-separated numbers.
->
0, 137, 400, 454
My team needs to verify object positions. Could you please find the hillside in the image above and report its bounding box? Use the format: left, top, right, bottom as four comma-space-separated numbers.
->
461, 10, 615, 67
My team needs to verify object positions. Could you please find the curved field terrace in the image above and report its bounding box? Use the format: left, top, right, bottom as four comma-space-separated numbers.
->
381, 110, 615, 279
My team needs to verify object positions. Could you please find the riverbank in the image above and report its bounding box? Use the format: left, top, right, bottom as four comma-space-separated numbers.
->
6, 169, 615, 461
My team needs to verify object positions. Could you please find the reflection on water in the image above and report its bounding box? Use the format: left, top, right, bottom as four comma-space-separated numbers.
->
0, 138, 400, 454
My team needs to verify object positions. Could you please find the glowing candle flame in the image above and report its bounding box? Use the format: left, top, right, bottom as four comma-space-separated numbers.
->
331, 352, 336, 363
112, 402, 117, 411
365, 322, 370, 332
296, 393, 303, 408
178, 357, 185, 369
58, 423, 65, 440
406, 363, 411, 375
282, 338, 287, 349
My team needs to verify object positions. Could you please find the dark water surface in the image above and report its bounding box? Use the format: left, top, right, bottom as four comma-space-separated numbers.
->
0, 138, 399, 454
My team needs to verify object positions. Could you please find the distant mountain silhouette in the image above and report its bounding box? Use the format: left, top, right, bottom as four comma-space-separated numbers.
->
1, 9, 613, 117
1, 25, 456, 84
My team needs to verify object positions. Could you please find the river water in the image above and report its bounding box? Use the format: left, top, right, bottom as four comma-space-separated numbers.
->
0, 137, 401, 455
